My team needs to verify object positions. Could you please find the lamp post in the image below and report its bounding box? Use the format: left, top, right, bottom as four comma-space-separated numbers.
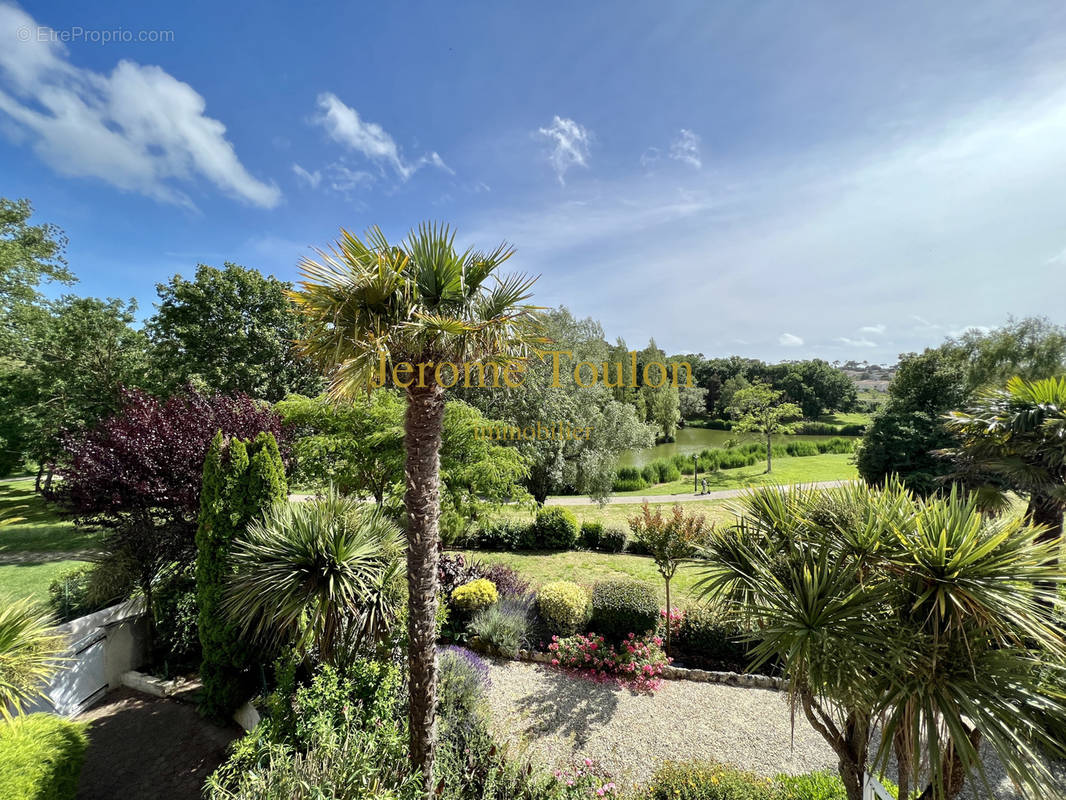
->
693, 453, 699, 494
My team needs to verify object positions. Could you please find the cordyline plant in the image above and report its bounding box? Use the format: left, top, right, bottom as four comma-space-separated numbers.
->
693, 480, 1066, 800
628, 501, 708, 655
945, 375, 1066, 557
289, 222, 544, 797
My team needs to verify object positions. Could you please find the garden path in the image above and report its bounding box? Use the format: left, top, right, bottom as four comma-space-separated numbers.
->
483, 658, 1064, 799
542, 479, 854, 505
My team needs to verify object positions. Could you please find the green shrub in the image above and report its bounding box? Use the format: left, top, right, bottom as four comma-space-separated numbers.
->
536, 581, 589, 636
579, 521, 603, 550
197, 430, 286, 719
0, 713, 89, 800
678, 605, 748, 670
530, 507, 578, 550
469, 597, 530, 657
784, 441, 819, 457
640, 464, 658, 484
598, 526, 628, 553
816, 437, 854, 455
47, 566, 95, 622
590, 579, 658, 640
466, 518, 534, 550
152, 564, 200, 673
775, 770, 897, 799
451, 578, 498, 613
613, 465, 647, 491
644, 760, 779, 799
437, 646, 491, 723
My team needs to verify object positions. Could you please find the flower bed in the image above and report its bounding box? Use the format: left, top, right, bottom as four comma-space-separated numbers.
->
548, 632, 670, 692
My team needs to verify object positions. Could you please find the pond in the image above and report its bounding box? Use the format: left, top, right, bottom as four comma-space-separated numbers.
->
618, 426, 857, 467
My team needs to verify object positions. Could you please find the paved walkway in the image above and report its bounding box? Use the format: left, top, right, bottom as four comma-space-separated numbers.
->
543, 479, 855, 506
76, 688, 240, 800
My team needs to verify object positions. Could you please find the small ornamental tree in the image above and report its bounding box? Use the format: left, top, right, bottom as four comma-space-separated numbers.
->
196, 430, 286, 718
726, 382, 802, 473
628, 502, 708, 655
51, 386, 282, 642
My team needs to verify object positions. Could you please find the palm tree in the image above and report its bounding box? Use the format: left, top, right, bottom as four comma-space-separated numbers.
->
225, 493, 404, 665
945, 375, 1066, 557
0, 599, 66, 719
694, 481, 1066, 800
289, 223, 543, 794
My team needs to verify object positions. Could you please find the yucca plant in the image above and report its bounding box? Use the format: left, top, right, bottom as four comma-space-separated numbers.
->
225, 493, 404, 665
0, 599, 66, 719
289, 222, 544, 794
693, 481, 1066, 800
945, 375, 1066, 557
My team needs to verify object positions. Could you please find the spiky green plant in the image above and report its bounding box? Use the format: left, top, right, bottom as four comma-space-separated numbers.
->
0, 600, 65, 719
289, 222, 544, 795
946, 375, 1066, 553
693, 480, 1066, 800
225, 492, 404, 665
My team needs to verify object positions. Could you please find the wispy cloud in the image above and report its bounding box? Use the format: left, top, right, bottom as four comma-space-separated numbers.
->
669, 129, 702, 169
859, 324, 886, 334
292, 163, 321, 189
779, 333, 804, 346
836, 336, 877, 348
311, 92, 452, 181
0, 3, 280, 208
536, 116, 592, 185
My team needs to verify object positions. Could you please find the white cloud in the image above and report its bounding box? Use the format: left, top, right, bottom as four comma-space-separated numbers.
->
325, 162, 374, 194
311, 92, 451, 181
669, 129, 702, 168
836, 337, 877, 348
859, 324, 886, 334
0, 4, 280, 208
779, 333, 804, 346
536, 116, 591, 185
640, 147, 661, 168
292, 163, 321, 189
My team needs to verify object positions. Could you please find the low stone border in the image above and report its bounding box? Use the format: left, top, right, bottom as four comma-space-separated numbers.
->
120, 670, 185, 698
512, 648, 787, 691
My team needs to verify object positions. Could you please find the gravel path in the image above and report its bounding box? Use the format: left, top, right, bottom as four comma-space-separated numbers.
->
484, 659, 1064, 798
543, 480, 855, 506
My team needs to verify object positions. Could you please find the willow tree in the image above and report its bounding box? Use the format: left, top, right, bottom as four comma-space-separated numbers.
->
289, 223, 543, 795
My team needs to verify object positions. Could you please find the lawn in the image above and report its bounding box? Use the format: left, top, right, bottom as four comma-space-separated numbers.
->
0, 479, 101, 554
459, 549, 709, 606
0, 560, 91, 604
817, 410, 873, 426
608, 452, 857, 498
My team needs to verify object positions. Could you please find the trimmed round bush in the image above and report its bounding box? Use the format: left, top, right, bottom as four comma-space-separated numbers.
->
450, 578, 498, 613
579, 521, 603, 550
530, 507, 579, 550
598, 526, 628, 553
465, 518, 533, 550
536, 581, 589, 636
0, 713, 89, 800
678, 605, 748, 670
590, 579, 658, 640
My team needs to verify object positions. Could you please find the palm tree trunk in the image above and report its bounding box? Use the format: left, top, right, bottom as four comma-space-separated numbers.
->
403, 383, 447, 797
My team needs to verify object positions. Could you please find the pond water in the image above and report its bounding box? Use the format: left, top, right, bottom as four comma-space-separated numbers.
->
618, 426, 857, 467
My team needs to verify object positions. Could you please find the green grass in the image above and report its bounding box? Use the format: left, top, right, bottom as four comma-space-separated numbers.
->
0, 479, 101, 554
460, 549, 708, 606
494, 498, 735, 529
817, 410, 873, 426
610, 453, 857, 498
0, 560, 90, 605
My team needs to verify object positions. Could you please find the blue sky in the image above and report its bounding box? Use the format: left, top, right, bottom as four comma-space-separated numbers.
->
3, 1, 1066, 363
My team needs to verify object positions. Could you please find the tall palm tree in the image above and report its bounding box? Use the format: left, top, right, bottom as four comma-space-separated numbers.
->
289, 223, 543, 794
945, 375, 1066, 555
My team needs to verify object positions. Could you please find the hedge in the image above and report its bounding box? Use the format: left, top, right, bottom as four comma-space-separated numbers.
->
590, 579, 659, 640
0, 714, 89, 800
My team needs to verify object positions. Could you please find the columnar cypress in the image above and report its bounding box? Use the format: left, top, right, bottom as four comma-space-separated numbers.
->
196, 430, 286, 718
